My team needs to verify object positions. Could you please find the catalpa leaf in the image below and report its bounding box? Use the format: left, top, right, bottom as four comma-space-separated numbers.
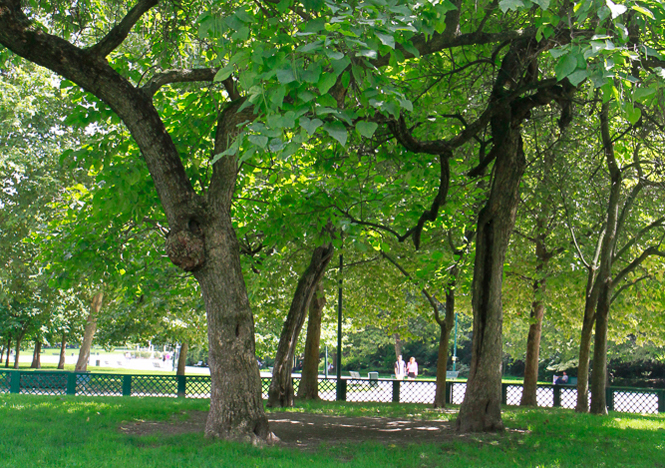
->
323, 121, 347, 146
355, 121, 378, 138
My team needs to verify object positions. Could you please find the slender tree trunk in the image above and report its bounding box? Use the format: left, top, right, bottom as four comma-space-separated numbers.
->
4, 338, 10, 368
31, 340, 42, 369
0, 344, 4, 365
433, 285, 456, 408
177, 342, 188, 376
456, 120, 526, 432
13, 335, 22, 369
394, 334, 402, 361
297, 284, 326, 400
520, 296, 545, 406
575, 301, 595, 412
268, 242, 334, 407
58, 334, 67, 369
76, 292, 103, 372
590, 286, 611, 415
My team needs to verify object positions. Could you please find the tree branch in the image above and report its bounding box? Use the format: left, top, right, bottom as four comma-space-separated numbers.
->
141, 68, 220, 96
611, 274, 650, 304
613, 216, 665, 262
87, 0, 159, 57
612, 246, 665, 287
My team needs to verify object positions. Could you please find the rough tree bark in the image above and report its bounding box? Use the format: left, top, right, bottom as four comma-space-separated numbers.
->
58, 334, 67, 369
13, 332, 24, 369
456, 37, 572, 432
76, 292, 103, 372
0, 2, 270, 442
268, 241, 334, 407
30, 340, 42, 369
177, 342, 188, 376
297, 284, 326, 400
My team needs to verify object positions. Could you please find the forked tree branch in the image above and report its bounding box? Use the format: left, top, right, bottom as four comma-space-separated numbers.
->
141, 68, 220, 96
87, 0, 160, 57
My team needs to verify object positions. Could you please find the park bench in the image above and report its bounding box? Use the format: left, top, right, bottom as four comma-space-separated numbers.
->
446, 371, 459, 379
368, 371, 379, 388
349, 371, 361, 379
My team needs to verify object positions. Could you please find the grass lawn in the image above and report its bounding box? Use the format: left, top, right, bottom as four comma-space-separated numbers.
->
1, 395, 663, 467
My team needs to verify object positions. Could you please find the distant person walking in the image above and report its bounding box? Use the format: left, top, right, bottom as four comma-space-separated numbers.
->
394, 355, 406, 380
406, 357, 418, 379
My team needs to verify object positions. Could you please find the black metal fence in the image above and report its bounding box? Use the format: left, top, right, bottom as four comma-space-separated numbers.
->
2, 369, 664, 414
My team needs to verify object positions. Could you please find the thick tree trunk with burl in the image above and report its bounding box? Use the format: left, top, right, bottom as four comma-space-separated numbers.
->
268, 242, 334, 407
30, 340, 42, 369
297, 284, 326, 400
76, 292, 103, 372
177, 342, 188, 376
58, 334, 67, 369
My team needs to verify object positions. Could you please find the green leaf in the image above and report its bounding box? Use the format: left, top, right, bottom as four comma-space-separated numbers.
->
323, 121, 348, 146
355, 121, 378, 138
499, 0, 525, 13
317, 72, 337, 94
214, 65, 234, 82
248, 134, 268, 148
555, 54, 578, 80
375, 32, 395, 49
532, 0, 550, 10
631, 5, 654, 18
567, 69, 588, 86
276, 68, 296, 84
300, 116, 323, 135
624, 103, 641, 125
633, 87, 656, 102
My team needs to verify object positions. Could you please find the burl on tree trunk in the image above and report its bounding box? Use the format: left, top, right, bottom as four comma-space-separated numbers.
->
297, 284, 326, 400
268, 241, 334, 407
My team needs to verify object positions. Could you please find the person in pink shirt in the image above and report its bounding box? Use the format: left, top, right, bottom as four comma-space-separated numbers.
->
406, 357, 418, 379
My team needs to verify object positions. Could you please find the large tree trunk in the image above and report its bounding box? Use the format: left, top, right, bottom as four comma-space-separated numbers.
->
30, 340, 42, 369
177, 342, 188, 376
58, 334, 67, 369
297, 284, 326, 400
194, 210, 270, 441
268, 242, 334, 407
0, 7, 271, 442
76, 292, 103, 372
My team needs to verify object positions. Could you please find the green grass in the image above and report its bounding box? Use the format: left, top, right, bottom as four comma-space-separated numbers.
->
0, 395, 663, 467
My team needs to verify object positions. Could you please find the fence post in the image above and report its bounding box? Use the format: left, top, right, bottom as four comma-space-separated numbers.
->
336, 378, 347, 401
66, 373, 77, 396
553, 385, 561, 408
122, 375, 132, 397
9, 371, 20, 394
605, 387, 614, 412
392, 380, 400, 403
501, 383, 508, 405
177, 375, 186, 398
658, 390, 665, 414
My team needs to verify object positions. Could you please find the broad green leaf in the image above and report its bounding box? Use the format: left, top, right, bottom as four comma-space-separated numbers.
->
555, 54, 578, 80
317, 72, 337, 94
276, 68, 296, 84
248, 134, 268, 148
355, 121, 378, 138
631, 5, 654, 18
532, 0, 550, 10
375, 32, 395, 49
633, 87, 656, 102
323, 121, 348, 146
499, 0, 525, 13
624, 103, 641, 125
567, 69, 588, 86
300, 116, 323, 135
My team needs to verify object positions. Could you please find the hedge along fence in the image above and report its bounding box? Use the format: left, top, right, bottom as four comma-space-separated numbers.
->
1, 369, 664, 415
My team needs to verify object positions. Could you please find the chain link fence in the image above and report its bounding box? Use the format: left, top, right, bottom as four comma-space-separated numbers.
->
1, 370, 663, 415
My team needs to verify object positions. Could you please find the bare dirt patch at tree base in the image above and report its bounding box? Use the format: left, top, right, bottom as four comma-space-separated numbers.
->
118, 411, 464, 448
